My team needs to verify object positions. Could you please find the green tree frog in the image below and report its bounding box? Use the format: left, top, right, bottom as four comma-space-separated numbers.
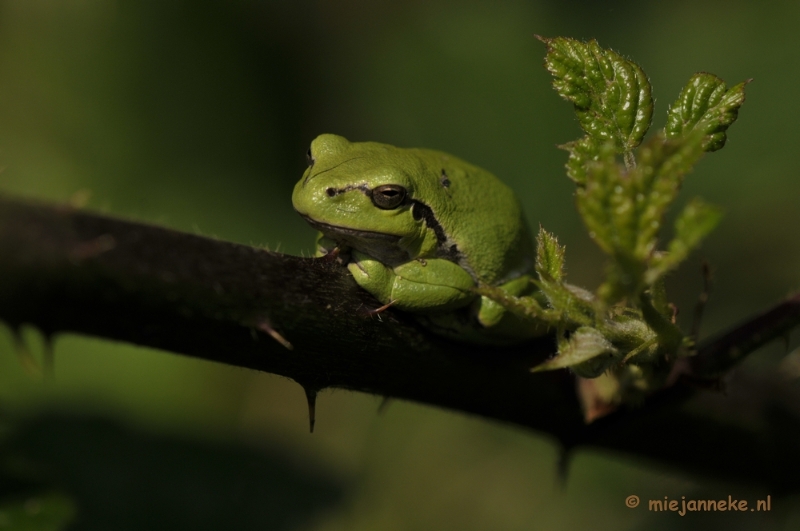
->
292, 134, 546, 344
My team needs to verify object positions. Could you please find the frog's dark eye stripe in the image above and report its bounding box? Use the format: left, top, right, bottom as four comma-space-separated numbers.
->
370, 184, 407, 210
325, 183, 371, 196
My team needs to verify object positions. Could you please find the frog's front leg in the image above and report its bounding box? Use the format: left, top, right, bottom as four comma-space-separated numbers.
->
347, 251, 476, 313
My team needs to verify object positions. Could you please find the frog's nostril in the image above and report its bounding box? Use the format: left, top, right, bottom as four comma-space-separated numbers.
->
326, 188, 336, 197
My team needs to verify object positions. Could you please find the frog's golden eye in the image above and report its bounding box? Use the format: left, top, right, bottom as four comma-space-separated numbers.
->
371, 184, 407, 210
306, 147, 315, 167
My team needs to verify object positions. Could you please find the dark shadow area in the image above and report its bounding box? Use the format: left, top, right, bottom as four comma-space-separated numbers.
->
0, 412, 346, 531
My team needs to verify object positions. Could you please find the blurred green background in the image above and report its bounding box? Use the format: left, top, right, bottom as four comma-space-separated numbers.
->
1, 0, 799, 529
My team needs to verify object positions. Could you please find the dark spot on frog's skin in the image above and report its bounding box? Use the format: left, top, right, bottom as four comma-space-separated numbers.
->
440, 169, 451, 188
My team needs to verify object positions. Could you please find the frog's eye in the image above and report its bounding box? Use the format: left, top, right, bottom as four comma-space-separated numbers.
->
370, 184, 407, 210
306, 147, 315, 167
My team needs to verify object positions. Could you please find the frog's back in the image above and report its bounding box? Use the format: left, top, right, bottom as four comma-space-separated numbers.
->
407, 146, 535, 285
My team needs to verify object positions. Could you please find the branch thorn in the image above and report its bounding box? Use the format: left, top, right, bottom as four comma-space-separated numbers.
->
256, 319, 294, 350
303, 386, 318, 433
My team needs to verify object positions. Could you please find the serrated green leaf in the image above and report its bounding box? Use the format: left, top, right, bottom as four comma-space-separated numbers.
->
671, 198, 723, 252
532, 326, 621, 377
533, 279, 596, 327
540, 36, 653, 153
630, 131, 707, 259
647, 198, 723, 282
665, 73, 749, 152
536, 226, 566, 282
574, 142, 621, 256
560, 136, 598, 185
575, 132, 706, 300
530, 226, 598, 327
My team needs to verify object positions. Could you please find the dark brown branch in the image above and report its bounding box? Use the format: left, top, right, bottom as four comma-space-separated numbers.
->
1, 195, 800, 493
690, 292, 800, 377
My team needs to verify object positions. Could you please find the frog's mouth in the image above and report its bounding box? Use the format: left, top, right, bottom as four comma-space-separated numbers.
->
300, 215, 410, 265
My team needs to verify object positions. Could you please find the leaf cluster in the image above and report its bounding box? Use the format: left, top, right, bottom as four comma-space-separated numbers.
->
487, 37, 749, 409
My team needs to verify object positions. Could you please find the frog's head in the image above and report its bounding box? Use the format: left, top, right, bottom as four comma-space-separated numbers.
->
292, 134, 444, 264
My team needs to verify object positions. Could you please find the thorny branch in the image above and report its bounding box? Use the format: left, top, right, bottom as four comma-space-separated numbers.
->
1, 195, 800, 492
